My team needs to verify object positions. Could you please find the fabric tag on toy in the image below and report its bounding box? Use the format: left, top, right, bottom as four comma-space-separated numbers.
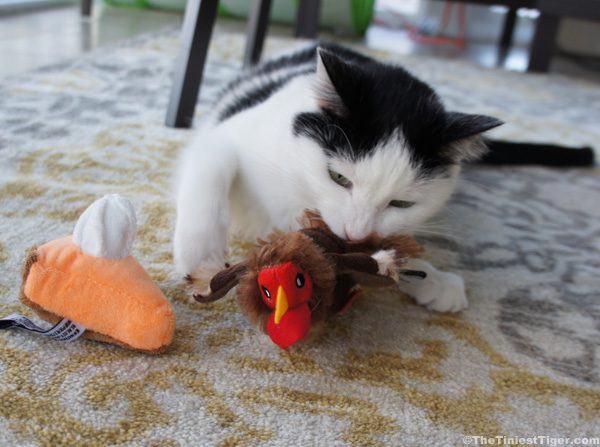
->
0, 314, 85, 341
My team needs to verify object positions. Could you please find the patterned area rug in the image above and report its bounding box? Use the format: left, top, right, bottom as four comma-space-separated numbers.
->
1, 28, 599, 446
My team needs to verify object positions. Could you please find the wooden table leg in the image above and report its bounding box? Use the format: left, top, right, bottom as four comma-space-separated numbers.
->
527, 13, 560, 73
166, 0, 219, 128
295, 0, 321, 38
244, 0, 273, 67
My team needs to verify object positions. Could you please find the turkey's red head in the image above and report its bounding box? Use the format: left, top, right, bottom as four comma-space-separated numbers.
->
258, 261, 313, 349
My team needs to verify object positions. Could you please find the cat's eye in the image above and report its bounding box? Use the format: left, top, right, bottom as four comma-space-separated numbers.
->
389, 200, 416, 209
328, 169, 352, 189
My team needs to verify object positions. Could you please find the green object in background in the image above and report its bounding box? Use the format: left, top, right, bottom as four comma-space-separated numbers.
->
217, 0, 375, 35
350, 0, 375, 35
142, 0, 184, 12
105, 0, 148, 10
103, 0, 375, 36
217, 3, 231, 16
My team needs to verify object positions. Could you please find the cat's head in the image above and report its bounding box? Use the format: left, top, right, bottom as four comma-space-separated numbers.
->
293, 46, 502, 239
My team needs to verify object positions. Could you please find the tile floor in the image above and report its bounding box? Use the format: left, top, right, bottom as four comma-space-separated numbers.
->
0, 2, 598, 83
0, 3, 182, 77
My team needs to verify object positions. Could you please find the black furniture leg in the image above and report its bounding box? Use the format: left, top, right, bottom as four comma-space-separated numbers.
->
496, 6, 517, 65
166, 0, 219, 128
528, 13, 560, 72
295, 0, 321, 38
500, 7, 517, 49
244, 0, 273, 67
81, 0, 92, 16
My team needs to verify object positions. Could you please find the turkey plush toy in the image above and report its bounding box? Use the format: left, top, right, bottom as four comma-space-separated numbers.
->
194, 211, 424, 349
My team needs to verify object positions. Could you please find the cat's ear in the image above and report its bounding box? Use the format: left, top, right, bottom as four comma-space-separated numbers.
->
444, 112, 503, 143
442, 112, 504, 161
315, 47, 352, 116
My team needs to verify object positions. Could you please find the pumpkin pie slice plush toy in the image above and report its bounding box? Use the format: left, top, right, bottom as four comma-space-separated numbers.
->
5, 194, 175, 354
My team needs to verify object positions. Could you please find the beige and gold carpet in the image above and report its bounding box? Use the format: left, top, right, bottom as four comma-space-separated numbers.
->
1, 29, 599, 446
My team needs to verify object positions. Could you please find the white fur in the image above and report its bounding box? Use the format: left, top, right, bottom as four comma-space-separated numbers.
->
372, 249, 399, 281
324, 135, 459, 240
399, 258, 468, 313
174, 70, 468, 312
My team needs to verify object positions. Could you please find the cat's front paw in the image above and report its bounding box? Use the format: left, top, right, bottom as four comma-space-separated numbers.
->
411, 270, 468, 313
173, 219, 227, 276
184, 257, 227, 300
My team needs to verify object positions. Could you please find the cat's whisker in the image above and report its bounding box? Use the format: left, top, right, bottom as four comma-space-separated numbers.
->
458, 176, 496, 193
418, 220, 453, 231
416, 222, 451, 230
413, 228, 461, 241
327, 124, 354, 153
439, 207, 461, 218
415, 224, 452, 234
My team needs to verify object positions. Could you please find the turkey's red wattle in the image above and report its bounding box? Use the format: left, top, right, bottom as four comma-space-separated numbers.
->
266, 303, 311, 349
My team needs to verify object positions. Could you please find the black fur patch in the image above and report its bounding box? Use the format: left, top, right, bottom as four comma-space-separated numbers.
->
214, 42, 502, 173
293, 45, 502, 173
216, 43, 375, 123
214, 46, 317, 116
218, 68, 312, 122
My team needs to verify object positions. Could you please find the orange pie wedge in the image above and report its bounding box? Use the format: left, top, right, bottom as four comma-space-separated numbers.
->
20, 236, 175, 354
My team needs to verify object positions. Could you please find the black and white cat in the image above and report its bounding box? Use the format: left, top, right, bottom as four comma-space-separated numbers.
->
173, 43, 502, 312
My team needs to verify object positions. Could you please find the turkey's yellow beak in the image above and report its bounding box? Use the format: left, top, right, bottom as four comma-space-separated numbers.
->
274, 286, 288, 324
